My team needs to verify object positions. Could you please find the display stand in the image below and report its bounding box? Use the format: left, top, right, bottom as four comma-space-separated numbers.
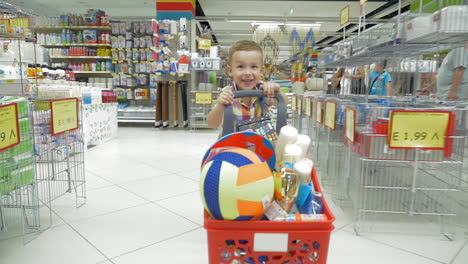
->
0, 98, 40, 243
32, 98, 86, 227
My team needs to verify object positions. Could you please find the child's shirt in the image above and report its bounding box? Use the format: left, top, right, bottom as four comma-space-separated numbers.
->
369, 71, 392, 96
224, 84, 269, 121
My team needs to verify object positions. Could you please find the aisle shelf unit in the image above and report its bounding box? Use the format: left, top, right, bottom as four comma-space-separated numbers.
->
40, 44, 111, 47
320, 6, 468, 96
33, 26, 112, 31
0, 98, 40, 243
50, 56, 111, 59
341, 96, 466, 237
35, 25, 113, 84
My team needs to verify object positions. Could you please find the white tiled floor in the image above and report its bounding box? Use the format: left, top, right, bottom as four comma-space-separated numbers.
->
1, 127, 467, 264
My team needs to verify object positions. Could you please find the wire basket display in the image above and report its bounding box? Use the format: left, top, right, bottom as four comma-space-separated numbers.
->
346, 102, 466, 237
31, 98, 86, 224
0, 97, 40, 243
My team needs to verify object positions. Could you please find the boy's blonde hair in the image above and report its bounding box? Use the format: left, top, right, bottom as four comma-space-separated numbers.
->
228, 40, 263, 65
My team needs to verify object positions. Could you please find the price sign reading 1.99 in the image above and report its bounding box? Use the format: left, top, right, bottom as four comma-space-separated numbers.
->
389, 111, 453, 149
51, 98, 79, 136
195, 92, 213, 105
0, 103, 20, 151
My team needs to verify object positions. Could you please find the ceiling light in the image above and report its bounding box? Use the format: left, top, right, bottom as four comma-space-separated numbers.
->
229, 20, 276, 23
286, 23, 321, 28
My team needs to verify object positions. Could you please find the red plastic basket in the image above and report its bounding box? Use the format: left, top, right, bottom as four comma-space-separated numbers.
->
204, 167, 335, 264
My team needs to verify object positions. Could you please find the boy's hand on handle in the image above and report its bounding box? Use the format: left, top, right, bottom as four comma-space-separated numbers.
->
218, 88, 234, 106
260, 82, 281, 97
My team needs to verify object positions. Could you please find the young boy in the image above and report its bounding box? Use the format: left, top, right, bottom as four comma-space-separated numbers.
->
207, 40, 286, 129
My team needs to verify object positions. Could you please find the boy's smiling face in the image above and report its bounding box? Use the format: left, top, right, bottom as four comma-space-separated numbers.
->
227, 50, 264, 90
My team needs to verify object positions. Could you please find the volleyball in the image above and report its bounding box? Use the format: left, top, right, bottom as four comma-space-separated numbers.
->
200, 147, 274, 221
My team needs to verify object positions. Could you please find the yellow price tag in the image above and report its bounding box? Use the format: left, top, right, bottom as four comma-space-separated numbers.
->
198, 38, 212, 51
297, 97, 302, 116
316, 101, 323, 124
170, 72, 176, 76
0, 103, 20, 151
305, 98, 312, 117
6, 79, 15, 83
345, 108, 355, 142
291, 96, 297, 111
195, 92, 213, 105
389, 111, 452, 149
51, 98, 79, 136
156, 72, 162, 76
178, 73, 185, 77
325, 101, 336, 130
340, 5, 350, 26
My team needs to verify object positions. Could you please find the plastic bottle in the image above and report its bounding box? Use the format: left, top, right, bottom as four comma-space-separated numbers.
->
61, 29, 67, 44
35, 64, 43, 78
273, 214, 327, 222
101, 61, 106, 71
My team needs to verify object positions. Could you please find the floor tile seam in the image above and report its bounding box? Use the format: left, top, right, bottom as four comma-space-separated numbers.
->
108, 227, 203, 260
114, 182, 202, 226
85, 170, 114, 182
151, 201, 203, 227
86, 183, 119, 192
137, 160, 199, 173
42, 205, 113, 263
98, 172, 176, 185
63, 221, 114, 263
153, 190, 200, 202
355, 234, 448, 264
51, 201, 152, 225
448, 239, 468, 264
332, 222, 353, 233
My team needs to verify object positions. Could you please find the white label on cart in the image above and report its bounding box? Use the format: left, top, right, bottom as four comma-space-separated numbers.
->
254, 233, 289, 252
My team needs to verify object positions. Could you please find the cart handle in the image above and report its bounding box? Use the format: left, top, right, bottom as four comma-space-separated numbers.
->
222, 90, 287, 136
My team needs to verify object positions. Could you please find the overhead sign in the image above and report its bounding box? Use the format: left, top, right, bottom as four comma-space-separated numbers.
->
341, 5, 350, 26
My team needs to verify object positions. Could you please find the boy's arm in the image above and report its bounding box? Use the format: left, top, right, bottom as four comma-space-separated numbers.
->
207, 88, 234, 128
207, 103, 225, 128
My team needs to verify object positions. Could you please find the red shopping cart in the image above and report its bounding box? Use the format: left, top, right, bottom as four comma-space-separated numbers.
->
203, 90, 335, 264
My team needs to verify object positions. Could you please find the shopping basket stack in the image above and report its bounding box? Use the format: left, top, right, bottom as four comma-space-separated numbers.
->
203, 90, 335, 264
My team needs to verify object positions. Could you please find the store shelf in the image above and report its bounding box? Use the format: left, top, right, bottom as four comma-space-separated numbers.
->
50, 56, 112, 59
74, 71, 113, 75
0, 33, 34, 40
0, 79, 23, 84
40, 43, 111, 47
34, 26, 112, 31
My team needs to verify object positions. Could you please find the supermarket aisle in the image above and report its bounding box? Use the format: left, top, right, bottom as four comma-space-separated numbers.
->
0, 127, 466, 264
